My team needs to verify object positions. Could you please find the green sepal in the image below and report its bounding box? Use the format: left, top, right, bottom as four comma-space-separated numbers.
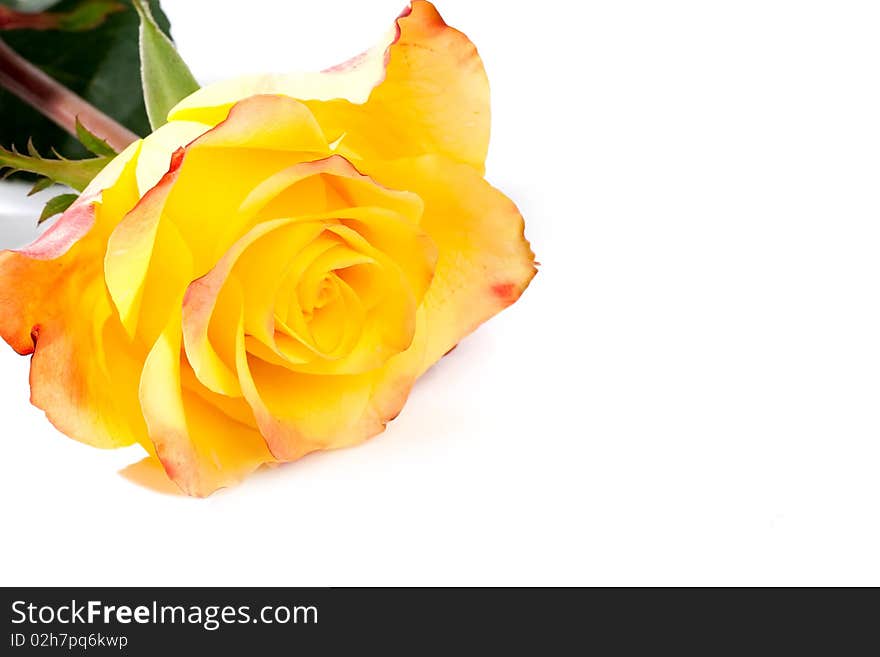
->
132, 0, 199, 129
38, 192, 78, 224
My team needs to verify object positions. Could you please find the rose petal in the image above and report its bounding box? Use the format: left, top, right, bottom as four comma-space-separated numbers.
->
105, 95, 330, 343
315, 0, 490, 170
134, 120, 211, 196
363, 155, 537, 373
139, 308, 274, 497
168, 1, 490, 170
0, 143, 150, 449
236, 294, 428, 462
182, 218, 326, 396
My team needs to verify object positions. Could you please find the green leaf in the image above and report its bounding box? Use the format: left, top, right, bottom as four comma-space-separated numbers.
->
132, 0, 198, 130
75, 117, 116, 156
0, 0, 174, 160
38, 191, 77, 223
0, 141, 109, 190
55, 0, 123, 31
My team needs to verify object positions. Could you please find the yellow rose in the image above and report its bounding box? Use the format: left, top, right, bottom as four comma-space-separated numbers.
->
0, 1, 536, 495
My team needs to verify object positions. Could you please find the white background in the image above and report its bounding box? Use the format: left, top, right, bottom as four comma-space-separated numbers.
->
2, 0, 880, 585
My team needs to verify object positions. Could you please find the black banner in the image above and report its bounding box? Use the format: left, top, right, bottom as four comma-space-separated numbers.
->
0, 587, 872, 654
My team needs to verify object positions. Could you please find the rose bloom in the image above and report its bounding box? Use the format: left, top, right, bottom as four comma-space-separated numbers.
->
0, 1, 536, 495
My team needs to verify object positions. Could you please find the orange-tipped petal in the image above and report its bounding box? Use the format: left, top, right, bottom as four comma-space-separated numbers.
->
139, 310, 275, 497
0, 146, 150, 449
168, 1, 490, 170
363, 155, 537, 372
317, 0, 490, 170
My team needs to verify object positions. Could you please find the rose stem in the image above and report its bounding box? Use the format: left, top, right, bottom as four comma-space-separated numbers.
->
0, 37, 139, 153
